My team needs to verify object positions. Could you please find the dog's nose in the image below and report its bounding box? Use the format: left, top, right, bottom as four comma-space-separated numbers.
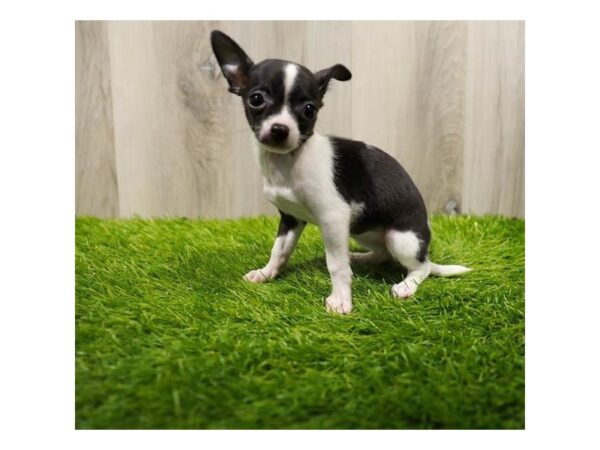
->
270, 123, 289, 142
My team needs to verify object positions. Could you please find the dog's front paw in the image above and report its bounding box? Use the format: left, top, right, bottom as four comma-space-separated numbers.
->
243, 267, 276, 283
325, 292, 353, 315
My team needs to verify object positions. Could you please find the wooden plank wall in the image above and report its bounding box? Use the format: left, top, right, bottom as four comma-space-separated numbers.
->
75, 21, 524, 218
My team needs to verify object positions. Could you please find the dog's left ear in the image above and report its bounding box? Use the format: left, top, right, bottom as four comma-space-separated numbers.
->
210, 30, 254, 95
314, 64, 352, 97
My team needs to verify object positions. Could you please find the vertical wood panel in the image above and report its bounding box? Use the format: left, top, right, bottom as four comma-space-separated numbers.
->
75, 21, 119, 217
304, 21, 353, 138
351, 22, 415, 155
173, 20, 240, 218
351, 21, 467, 213
463, 21, 525, 217
410, 21, 467, 213
108, 21, 229, 217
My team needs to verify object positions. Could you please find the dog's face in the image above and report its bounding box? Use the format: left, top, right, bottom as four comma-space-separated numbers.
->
211, 30, 351, 153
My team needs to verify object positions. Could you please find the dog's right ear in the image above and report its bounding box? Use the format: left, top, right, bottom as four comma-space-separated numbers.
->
210, 30, 254, 95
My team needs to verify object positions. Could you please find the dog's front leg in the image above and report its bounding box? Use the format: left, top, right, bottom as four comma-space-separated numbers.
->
320, 214, 353, 314
243, 211, 305, 283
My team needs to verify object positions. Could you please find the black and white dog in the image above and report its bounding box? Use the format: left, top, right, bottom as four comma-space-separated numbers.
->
211, 30, 470, 314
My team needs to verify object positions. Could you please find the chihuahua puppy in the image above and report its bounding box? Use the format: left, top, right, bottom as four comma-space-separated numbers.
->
210, 30, 470, 314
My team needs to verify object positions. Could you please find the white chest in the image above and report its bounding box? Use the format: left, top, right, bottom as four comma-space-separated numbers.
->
263, 182, 317, 224
255, 133, 344, 226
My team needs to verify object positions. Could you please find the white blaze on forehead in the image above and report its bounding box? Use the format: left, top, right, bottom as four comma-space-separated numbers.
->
284, 63, 299, 98
257, 63, 301, 152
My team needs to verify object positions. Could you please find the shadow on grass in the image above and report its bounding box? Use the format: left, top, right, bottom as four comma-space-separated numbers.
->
172, 242, 408, 289
279, 254, 408, 285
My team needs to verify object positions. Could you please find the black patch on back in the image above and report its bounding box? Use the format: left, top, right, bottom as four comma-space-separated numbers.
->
330, 137, 431, 261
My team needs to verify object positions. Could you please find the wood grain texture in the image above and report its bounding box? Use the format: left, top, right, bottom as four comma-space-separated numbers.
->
172, 20, 239, 218
75, 21, 119, 217
304, 21, 353, 138
351, 21, 467, 213
76, 21, 525, 218
108, 21, 232, 218
463, 21, 525, 217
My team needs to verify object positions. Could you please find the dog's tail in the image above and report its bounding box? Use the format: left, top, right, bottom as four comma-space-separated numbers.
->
429, 262, 472, 277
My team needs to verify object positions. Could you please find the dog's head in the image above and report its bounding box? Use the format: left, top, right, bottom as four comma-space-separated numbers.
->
210, 30, 351, 154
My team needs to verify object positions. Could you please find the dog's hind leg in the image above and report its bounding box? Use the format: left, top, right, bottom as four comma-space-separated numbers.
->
384, 229, 431, 299
350, 250, 390, 264
350, 231, 392, 265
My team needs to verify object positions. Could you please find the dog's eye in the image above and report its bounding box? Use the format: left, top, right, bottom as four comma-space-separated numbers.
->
248, 93, 265, 108
303, 103, 316, 119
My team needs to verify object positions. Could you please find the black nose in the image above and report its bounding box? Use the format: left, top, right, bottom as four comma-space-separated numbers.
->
270, 123, 289, 142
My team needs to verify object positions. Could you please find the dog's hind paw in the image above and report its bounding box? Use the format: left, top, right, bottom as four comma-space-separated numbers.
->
391, 281, 417, 299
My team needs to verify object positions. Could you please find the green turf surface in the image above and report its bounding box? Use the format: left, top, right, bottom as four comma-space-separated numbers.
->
75, 215, 524, 429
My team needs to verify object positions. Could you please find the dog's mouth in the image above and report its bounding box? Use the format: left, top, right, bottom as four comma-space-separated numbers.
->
256, 135, 297, 154
256, 133, 311, 154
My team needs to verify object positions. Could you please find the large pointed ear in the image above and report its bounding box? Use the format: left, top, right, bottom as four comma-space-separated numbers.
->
314, 64, 352, 97
210, 30, 254, 95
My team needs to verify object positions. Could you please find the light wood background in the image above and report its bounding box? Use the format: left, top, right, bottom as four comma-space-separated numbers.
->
76, 21, 524, 218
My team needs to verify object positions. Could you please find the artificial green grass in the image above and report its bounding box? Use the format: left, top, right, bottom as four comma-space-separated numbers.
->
75, 215, 524, 429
